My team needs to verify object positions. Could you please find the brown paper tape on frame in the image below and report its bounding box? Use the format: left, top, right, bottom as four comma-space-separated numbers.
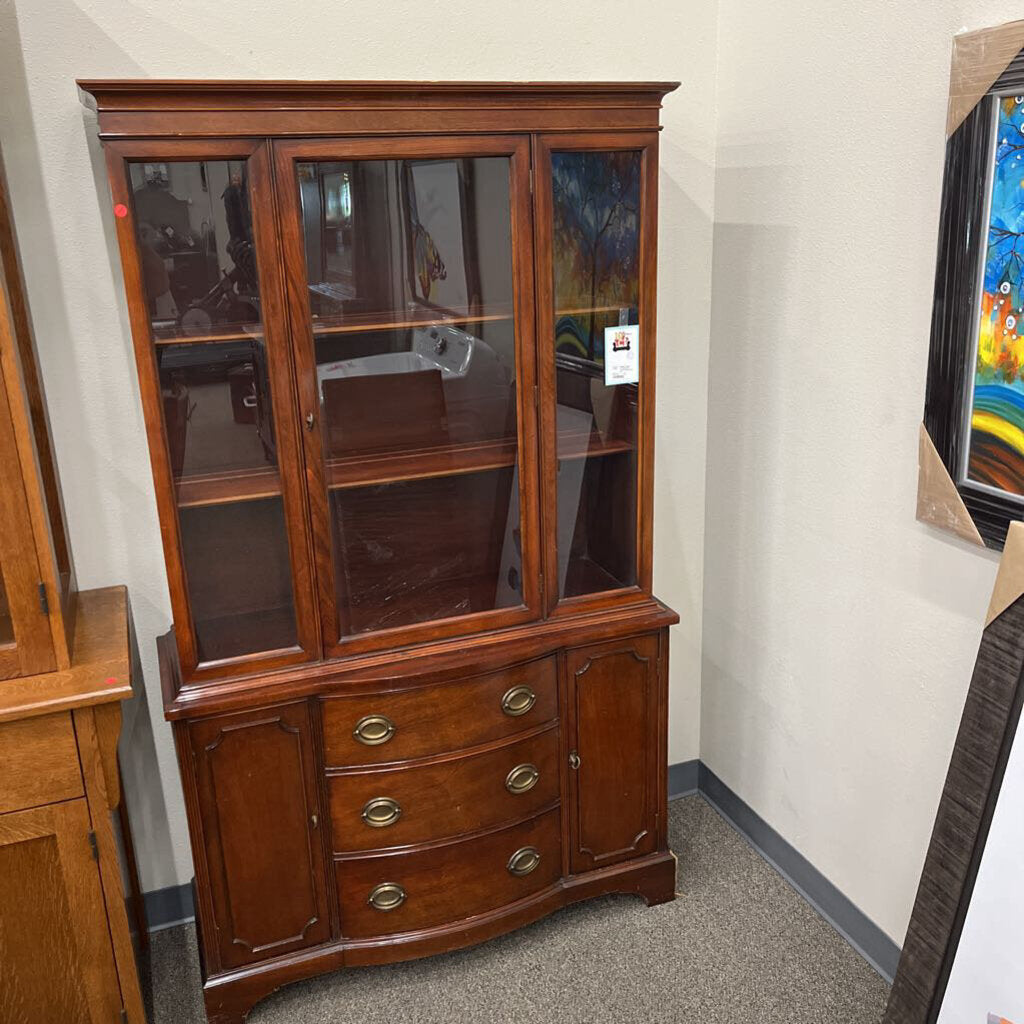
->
986, 521, 1024, 626
917, 423, 985, 547
948, 20, 1024, 137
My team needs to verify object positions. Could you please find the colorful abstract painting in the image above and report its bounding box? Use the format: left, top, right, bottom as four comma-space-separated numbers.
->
988, 1015, 1020, 1023
969, 96, 1024, 495
551, 150, 641, 364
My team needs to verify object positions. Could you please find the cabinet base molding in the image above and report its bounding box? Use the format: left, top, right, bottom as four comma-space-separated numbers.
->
201, 850, 676, 1024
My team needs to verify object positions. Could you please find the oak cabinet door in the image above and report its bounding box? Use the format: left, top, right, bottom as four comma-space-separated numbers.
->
566, 634, 661, 873
189, 702, 330, 971
0, 800, 121, 1024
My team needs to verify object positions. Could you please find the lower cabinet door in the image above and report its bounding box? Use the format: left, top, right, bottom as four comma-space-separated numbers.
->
566, 633, 661, 873
189, 702, 330, 971
0, 800, 122, 1024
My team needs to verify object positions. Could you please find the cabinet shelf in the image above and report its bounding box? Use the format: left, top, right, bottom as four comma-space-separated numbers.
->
310, 305, 514, 336
153, 324, 261, 346
173, 431, 635, 509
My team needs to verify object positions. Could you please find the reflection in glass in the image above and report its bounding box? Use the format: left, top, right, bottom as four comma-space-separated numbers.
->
551, 150, 642, 599
129, 159, 299, 663
179, 498, 297, 663
295, 157, 524, 637
298, 157, 513, 323
0, 569, 12, 645
129, 160, 260, 339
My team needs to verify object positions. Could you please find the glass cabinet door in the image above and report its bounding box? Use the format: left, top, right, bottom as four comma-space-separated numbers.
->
536, 135, 658, 610
275, 137, 539, 652
108, 142, 315, 677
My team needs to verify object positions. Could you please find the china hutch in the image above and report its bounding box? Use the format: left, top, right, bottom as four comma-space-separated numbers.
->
0, 142, 145, 1022
79, 79, 680, 1024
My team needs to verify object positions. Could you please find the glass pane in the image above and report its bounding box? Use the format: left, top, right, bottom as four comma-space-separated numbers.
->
295, 156, 523, 636
129, 160, 259, 341
179, 498, 297, 663
550, 150, 641, 599
331, 468, 522, 635
131, 159, 298, 663
967, 97, 1024, 495
0, 568, 12, 645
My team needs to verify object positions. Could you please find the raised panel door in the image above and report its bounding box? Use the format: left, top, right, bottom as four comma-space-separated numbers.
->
566, 633, 661, 872
189, 702, 330, 971
0, 800, 122, 1024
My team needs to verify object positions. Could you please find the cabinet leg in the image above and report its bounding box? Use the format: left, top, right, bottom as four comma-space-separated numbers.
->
636, 850, 678, 907
204, 986, 259, 1024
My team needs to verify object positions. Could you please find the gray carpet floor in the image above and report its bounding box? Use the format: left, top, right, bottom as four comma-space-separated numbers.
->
146, 795, 890, 1023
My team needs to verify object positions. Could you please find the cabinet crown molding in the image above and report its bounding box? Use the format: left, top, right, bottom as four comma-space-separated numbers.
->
76, 79, 681, 138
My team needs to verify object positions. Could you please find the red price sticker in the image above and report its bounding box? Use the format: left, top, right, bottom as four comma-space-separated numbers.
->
113, 202, 128, 218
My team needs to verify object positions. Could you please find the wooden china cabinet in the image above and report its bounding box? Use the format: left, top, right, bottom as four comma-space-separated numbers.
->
79, 80, 680, 1024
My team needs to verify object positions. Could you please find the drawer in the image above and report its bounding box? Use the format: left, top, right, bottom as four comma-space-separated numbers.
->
336, 806, 561, 938
0, 713, 83, 815
328, 726, 560, 852
321, 656, 557, 767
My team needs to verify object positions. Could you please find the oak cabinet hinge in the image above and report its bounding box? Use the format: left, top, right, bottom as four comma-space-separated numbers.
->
38, 582, 49, 615
529, 167, 534, 194
532, 384, 539, 410
120, 1010, 129, 1024
88, 831, 99, 861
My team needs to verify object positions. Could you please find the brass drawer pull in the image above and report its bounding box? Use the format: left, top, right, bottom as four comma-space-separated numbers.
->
361, 796, 402, 828
367, 882, 406, 912
505, 763, 539, 794
353, 714, 396, 746
501, 684, 536, 717
507, 846, 541, 877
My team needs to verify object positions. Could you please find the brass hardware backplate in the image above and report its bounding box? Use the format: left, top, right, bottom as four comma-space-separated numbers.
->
507, 846, 541, 876
362, 796, 402, 828
501, 684, 536, 717
367, 882, 406, 911
353, 714, 396, 746
505, 762, 539, 794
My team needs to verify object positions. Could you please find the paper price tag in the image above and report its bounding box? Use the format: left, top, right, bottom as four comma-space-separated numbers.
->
604, 324, 640, 385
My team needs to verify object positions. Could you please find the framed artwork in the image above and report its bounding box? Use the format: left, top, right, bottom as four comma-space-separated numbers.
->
884, 522, 1024, 1024
925, 43, 1024, 548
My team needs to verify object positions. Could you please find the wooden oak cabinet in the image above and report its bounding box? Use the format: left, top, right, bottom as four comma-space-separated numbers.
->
80, 80, 680, 1024
0, 140, 144, 1023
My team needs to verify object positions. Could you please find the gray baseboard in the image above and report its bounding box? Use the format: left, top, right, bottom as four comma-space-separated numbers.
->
675, 761, 901, 983
143, 883, 195, 932
140, 758, 902, 984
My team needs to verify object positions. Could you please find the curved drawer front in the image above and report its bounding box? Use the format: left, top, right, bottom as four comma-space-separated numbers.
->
328, 727, 560, 852
336, 807, 561, 938
321, 656, 557, 767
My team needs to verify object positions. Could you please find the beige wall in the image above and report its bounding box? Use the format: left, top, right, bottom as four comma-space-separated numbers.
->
0, 0, 715, 891
703, 0, 1023, 945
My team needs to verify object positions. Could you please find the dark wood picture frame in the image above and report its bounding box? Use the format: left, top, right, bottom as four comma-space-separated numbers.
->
885, 591, 1024, 1022
925, 48, 1024, 549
